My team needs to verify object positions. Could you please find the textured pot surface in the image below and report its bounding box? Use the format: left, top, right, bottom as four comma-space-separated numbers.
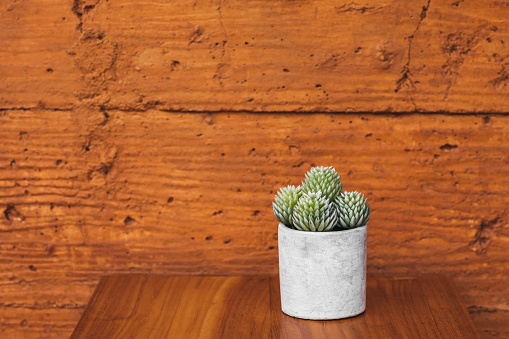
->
278, 223, 367, 320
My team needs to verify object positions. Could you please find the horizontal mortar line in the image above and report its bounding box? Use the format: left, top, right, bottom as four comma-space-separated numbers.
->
123, 108, 509, 116
2, 106, 509, 116
0, 107, 74, 112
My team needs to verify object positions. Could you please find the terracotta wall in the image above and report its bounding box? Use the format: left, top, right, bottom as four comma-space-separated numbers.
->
1, 0, 508, 337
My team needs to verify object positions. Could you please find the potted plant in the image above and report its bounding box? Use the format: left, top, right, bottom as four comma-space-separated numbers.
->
273, 166, 370, 320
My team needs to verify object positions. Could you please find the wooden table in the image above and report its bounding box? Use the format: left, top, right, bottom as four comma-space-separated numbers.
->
71, 275, 479, 338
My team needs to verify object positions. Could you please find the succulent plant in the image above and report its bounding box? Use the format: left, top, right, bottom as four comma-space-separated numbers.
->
273, 166, 370, 232
334, 191, 370, 229
273, 185, 302, 226
301, 166, 342, 201
292, 192, 338, 232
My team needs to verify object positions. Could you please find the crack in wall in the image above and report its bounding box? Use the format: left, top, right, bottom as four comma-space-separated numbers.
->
214, 1, 228, 87
395, 0, 431, 111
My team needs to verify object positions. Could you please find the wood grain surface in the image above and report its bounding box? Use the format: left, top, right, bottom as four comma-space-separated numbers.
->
72, 276, 271, 338
71, 275, 479, 338
2, 0, 509, 112
0, 109, 508, 337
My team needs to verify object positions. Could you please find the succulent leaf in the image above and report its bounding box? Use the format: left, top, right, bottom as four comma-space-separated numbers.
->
301, 166, 342, 201
292, 192, 338, 232
334, 191, 370, 229
273, 185, 302, 226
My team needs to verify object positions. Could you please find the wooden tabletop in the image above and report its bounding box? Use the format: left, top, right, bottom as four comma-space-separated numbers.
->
71, 275, 479, 338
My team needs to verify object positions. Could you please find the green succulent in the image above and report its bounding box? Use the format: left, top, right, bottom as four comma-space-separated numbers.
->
301, 166, 342, 201
273, 166, 370, 232
334, 191, 370, 229
273, 185, 302, 226
292, 192, 338, 232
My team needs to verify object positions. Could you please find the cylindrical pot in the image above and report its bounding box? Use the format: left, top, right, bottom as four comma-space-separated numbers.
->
278, 222, 367, 320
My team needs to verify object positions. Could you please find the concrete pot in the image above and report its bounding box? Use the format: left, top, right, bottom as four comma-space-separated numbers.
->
278, 222, 367, 320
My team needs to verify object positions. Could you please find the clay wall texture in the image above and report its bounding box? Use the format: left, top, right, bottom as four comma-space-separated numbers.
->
1, 0, 508, 337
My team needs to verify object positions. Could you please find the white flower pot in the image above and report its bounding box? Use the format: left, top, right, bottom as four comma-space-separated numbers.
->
278, 222, 367, 320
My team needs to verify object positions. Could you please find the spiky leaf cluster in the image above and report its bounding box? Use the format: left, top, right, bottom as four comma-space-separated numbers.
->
273, 185, 302, 226
292, 192, 338, 232
301, 166, 342, 201
273, 166, 370, 232
334, 191, 370, 229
